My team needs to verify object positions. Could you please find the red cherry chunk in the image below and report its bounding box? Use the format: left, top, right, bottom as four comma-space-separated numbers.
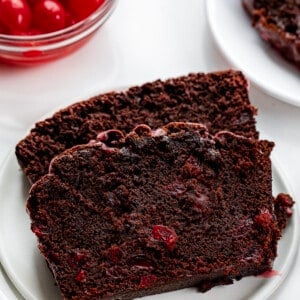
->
139, 275, 157, 289
107, 245, 122, 264
32, 225, 44, 237
74, 251, 85, 262
276, 193, 294, 207
68, 0, 105, 21
152, 225, 177, 251
0, 0, 32, 32
0, 22, 9, 34
75, 269, 86, 282
254, 209, 273, 227
33, 0, 66, 33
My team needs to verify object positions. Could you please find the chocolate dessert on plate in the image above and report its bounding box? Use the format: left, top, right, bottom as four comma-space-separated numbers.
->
243, 0, 300, 69
27, 122, 293, 299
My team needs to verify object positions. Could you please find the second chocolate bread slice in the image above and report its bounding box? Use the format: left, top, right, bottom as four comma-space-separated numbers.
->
16, 70, 257, 184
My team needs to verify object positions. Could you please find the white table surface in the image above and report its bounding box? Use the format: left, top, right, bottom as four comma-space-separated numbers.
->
0, 0, 299, 299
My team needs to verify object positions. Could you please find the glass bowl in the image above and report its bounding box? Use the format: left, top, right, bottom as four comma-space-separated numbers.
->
0, 0, 118, 66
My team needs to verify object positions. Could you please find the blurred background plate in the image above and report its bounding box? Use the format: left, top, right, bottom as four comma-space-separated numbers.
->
206, 0, 300, 106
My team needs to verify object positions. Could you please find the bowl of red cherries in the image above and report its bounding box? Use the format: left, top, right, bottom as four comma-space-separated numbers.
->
0, 0, 117, 65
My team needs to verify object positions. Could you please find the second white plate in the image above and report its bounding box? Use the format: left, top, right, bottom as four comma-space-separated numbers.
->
206, 0, 300, 106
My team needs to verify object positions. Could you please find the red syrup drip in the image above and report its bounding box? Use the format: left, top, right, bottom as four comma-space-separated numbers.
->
258, 270, 281, 278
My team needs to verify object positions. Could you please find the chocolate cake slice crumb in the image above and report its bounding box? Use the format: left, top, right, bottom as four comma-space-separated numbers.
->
16, 70, 258, 184
27, 122, 290, 300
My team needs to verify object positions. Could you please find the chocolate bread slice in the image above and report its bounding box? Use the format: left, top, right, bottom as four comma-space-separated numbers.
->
16, 70, 258, 184
243, 0, 300, 69
27, 122, 287, 300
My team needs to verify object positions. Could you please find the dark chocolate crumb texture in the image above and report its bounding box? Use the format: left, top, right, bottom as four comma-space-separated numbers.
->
16, 70, 258, 184
27, 122, 292, 300
243, 0, 300, 69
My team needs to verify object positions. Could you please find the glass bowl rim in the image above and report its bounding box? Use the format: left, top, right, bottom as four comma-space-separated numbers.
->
0, 0, 117, 42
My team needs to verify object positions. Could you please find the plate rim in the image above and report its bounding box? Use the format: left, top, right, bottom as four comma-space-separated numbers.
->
205, 0, 300, 107
0, 151, 34, 300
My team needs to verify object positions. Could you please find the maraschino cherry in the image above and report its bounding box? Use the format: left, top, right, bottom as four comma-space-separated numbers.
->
0, 0, 105, 35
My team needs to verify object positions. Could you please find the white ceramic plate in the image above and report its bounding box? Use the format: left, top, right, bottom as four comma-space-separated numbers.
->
206, 0, 300, 106
0, 149, 298, 300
